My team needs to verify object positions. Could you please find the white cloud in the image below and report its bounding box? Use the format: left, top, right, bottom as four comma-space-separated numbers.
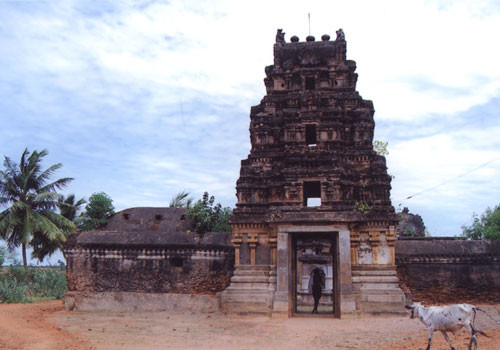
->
1, 0, 500, 265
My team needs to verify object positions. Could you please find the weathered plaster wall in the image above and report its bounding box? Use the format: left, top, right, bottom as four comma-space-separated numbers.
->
396, 238, 500, 304
63, 208, 235, 299
65, 244, 234, 295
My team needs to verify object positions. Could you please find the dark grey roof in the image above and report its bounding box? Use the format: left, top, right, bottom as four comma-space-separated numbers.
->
65, 207, 231, 248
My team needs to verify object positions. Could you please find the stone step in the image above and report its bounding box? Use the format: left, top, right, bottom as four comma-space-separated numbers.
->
231, 275, 271, 283
358, 288, 406, 295
352, 275, 400, 283
356, 283, 402, 290
225, 283, 272, 289
220, 293, 274, 303
235, 265, 272, 272
352, 268, 398, 276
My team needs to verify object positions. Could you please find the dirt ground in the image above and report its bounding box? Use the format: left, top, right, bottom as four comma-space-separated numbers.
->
1, 301, 499, 350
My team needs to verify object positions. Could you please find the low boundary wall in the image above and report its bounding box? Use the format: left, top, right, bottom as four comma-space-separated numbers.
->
396, 238, 500, 304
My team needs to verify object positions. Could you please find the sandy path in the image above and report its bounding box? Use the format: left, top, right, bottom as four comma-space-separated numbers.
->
1, 301, 499, 350
0, 301, 91, 350
52, 304, 500, 350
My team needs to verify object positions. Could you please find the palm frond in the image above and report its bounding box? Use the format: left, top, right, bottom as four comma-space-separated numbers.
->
38, 177, 74, 193
40, 209, 76, 234
36, 163, 63, 185
33, 191, 60, 210
169, 190, 192, 208
31, 211, 67, 241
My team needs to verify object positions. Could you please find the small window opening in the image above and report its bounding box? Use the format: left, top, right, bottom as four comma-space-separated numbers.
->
303, 181, 321, 207
180, 214, 186, 221
306, 124, 317, 145
305, 77, 315, 90
123, 213, 130, 220
155, 214, 162, 220
170, 257, 183, 267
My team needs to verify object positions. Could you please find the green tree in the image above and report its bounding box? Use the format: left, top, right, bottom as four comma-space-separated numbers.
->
77, 192, 115, 231
31, 194, 85, 262
373, 140, 389, 156
0, 246, 7, 266
57, 194, 86, 221
0, 149, 76, 266
461, 204, 500, 240
188, 192, 231, 234
169, 190, 193, 209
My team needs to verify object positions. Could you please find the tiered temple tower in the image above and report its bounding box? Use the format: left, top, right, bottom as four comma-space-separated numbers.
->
220, 29, 405, 316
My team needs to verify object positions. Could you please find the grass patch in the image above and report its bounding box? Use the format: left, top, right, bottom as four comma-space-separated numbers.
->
0, 267, 67, 303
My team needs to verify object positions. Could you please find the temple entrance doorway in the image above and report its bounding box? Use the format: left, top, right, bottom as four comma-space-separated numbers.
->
291, 233, 340, 317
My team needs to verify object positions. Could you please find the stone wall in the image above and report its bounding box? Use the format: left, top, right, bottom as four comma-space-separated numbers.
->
65, 242, 234, 294
396, 238, 500, 304
63, 208, 234, 311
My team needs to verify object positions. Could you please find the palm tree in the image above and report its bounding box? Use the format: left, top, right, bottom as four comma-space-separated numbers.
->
57, 194, 86, 221
0, 149, 76, 267
169, 190, 193, 209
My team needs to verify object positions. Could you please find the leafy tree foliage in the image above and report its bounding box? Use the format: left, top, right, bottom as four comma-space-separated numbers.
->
373, 140, 389, 156
169, 190, 193, 209
0, 246, 8, 266
461, 204, 500, 240
0, 149, 75, 266
57, 194, 86, 221
77, 192, 115, 231
188, 192, 231, 234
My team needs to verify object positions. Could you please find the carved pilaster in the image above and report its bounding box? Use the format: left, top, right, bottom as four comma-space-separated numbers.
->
387, 226, 397, 265
269, 236, 277, 266
369, 231, 380, 265
231, 237, 242, 266
248, 234, 258, 265
350, 232, 360, 266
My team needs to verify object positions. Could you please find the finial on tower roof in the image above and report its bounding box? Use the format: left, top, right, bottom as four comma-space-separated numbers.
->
276, 29, 285, 44
336, 28, 345, 41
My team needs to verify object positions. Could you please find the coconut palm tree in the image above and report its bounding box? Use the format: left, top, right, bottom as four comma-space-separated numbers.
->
0, 149, 76, 266
169, 190, 193, 209
57, 194, 86, 221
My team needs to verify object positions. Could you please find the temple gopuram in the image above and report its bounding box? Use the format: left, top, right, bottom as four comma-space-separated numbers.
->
219, 29, 406, 316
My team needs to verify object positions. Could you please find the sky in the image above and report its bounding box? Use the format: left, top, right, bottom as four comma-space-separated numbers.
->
1, 0, 499, 264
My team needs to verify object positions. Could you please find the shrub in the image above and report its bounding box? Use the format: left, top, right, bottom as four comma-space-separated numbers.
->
0, 267, 67, 303
0, 277, 29, 303
461, 204, 500, 240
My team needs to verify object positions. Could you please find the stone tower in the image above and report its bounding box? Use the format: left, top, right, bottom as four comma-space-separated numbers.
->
220, 29, 405, 316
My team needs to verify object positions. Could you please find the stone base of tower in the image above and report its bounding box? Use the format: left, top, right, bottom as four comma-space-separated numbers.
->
219, 265, 276, 314
351, 265, 407, 315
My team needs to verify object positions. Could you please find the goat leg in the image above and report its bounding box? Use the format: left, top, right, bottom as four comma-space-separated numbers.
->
440, 331, 455, 350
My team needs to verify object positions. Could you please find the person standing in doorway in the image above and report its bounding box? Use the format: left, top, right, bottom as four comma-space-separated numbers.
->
311, 268, 325, 314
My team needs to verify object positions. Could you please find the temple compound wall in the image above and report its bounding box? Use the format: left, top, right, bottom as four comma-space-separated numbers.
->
396, 238, 500, 304
63, 208, 233, 312
219, 29, 406, 317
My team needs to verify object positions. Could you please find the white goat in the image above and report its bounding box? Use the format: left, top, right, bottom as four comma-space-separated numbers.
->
405, 302, 488, 350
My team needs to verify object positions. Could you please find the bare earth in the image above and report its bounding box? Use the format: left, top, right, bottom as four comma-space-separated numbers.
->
1, 301, 500, 350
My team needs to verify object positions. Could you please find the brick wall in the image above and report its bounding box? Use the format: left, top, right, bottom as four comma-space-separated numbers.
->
64, 231, 234, 295
396, 238, 500, 304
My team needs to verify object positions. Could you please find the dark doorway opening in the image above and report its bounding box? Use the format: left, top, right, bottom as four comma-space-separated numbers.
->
291, 233, 339, 317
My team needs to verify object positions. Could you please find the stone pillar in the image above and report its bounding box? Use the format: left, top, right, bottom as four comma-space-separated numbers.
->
387, 226, 397, 265
272, 230, 290, 314
248, 234, 258, 265
339, 227, 355, 315
269, 236, 277, 266
369, 231, 380, 265
350, 232, 360, 266
231, 236, 242, 266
